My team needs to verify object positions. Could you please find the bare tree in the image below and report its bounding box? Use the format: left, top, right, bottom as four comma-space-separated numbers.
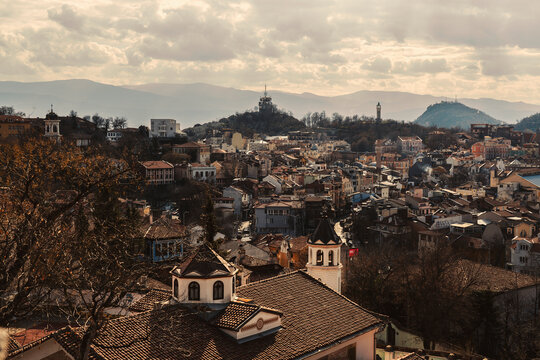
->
0, 138, 147, 360
112, 117, 127, 129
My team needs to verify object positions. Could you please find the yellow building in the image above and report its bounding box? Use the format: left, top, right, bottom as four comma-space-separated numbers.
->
0, 115, 31, 138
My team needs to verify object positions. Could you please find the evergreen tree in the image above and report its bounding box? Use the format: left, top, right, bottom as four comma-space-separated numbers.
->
200, 190, 218, 249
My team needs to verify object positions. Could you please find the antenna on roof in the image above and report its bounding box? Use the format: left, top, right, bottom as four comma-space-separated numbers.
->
264, 84, 267, 97
50, 104, 53, 112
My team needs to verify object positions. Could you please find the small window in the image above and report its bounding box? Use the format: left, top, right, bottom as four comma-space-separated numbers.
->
316, 250, 323, 265
329, 250, 334, 266
188, 282, 200, 300
213, 281, 224, 300
173, 279, 179, 298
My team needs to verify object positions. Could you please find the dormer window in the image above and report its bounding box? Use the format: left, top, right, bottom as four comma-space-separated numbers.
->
188, 281, 200, 300
214, 281, 224, 300
174, 279, 179, 298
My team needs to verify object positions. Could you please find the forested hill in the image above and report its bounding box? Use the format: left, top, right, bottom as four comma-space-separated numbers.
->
184, 110, 306, 139
414, 101, 502, 129
322, 119, 458, 152
515, 113, 540, 132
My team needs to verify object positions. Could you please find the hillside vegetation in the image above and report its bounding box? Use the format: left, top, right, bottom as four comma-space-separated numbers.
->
515, 113, 540, 132
184, 110, 306, 139
414, 101, 502, 129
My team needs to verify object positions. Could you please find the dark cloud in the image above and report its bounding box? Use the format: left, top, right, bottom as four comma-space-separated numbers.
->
362, 57, 392, 73
47, 4, 85, 31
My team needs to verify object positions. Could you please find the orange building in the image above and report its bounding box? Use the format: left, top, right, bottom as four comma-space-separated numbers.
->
0, 115, 32, 139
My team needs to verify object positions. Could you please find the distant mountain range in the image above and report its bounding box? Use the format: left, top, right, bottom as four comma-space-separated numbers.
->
1, 79, 540, 128
414, 102, 503, 129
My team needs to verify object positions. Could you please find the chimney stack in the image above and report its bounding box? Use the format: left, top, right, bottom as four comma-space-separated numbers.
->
384, 345, 395, 360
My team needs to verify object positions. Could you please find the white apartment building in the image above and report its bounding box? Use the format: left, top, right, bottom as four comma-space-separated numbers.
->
150, 119, 181, 138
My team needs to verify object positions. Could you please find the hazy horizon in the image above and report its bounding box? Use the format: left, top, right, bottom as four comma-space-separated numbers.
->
4, 78, 540, 107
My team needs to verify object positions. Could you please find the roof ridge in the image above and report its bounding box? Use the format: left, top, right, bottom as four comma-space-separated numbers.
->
238, 270, 301, 289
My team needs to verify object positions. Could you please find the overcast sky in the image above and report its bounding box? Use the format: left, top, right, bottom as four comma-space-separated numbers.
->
2, 0, 540, 102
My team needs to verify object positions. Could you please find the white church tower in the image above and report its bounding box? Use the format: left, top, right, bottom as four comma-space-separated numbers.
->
306, 216, 343, 293
44, 105, 61, 142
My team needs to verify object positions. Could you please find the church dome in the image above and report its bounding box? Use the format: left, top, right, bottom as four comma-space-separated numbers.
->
46, 110, 58, 120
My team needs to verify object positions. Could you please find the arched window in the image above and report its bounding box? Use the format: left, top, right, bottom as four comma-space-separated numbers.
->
329, 250, 334, 266
53, 125, 57, 133
213, 281, 224, 300
316, 250, 323, 265
173, 279, 179, 298
188, 282, 200, 300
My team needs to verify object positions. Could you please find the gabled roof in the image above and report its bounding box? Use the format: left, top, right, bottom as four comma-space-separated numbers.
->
139, 160, 173, 169
129, 289, 171, 313
212, 301, 282, 331
143, 217, 187, 240
10, 271, 383, 360
172, 245, 236, 278
309, 217, 341, 245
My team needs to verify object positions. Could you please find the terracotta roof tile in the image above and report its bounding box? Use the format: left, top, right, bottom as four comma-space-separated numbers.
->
212, 301, 261, 330
144, 217, 187, 240
129, 289, 171, 313
14, 272, 382, 360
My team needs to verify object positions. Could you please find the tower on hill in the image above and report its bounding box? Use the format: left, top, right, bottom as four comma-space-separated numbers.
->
376, 102, 381, 122
258, 85, 275, 114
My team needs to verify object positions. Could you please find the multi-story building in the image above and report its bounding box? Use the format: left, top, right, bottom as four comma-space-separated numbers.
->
223, 186, 251, 219
175, 163, 216, 184
472, 137, 511, 160
106, 128, 140, 143
397, 136, 423, 154
173, 142, 211, 164
0, 115, 32, 139
139, 160, 175, 185
150, 118, 181, 138
254, 201, 304, 236
509, 237, 540, 275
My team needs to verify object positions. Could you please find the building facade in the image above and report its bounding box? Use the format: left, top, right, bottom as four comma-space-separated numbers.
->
150, 118, 181, 138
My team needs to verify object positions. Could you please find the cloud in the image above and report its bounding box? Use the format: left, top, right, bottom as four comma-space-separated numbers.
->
394, 59, 449, 74
48, 4, 85, 32
2, 0, 540, 102
362, 57, 392, 73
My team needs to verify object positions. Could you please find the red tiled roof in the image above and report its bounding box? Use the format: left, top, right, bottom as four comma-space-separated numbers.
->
13, 272, 382, 360
140, 161, 173, 169
129, 289, 171, 313
211, 301, 281, 331
143, 217, 187, 239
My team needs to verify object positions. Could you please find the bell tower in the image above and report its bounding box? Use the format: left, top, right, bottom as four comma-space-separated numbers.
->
306, 216, 343, 293
44, 105, 61, 142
